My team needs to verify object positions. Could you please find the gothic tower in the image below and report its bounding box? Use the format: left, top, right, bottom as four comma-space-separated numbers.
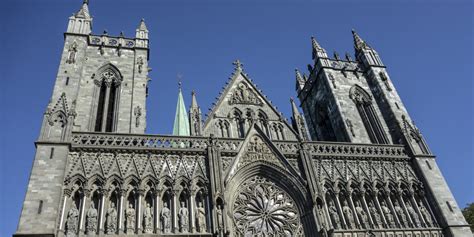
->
15, 1, 150, 235
296, 31, 471, 237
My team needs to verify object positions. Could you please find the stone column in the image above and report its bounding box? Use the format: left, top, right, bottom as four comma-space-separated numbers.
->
154, 190, 160, 234
78, 190, 88, 234
59, 189, 71, 231
118, 189, 125, 233
101, 83, 112, 132
360, 191, 374, 228
190, 190, 196, 233
98, 190, 107, 234
137, 189, 145, 233
410, 194, 427, 227
334, 191, 347, 229
321, 191, 334, 230
385, 192, 401, 228
173, 191, 178, 233
347, 190, 361, 229
397, 190, 413, 228
373, 191, 388, 228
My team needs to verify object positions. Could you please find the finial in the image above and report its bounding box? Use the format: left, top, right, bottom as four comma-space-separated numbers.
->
290, 97, 294, 102
119, 31, 124, 37
333, 51, 340, 61
352, 28, 369, 50
83, 0, 89, 5
191, 90, 195, 96
232, 59, 243, 71
103, 29, 108, 35
345, 52, 353, 61
177, 73, 183, 90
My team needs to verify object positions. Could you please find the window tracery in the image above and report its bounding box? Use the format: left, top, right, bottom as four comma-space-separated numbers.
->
93, 66, 122, 132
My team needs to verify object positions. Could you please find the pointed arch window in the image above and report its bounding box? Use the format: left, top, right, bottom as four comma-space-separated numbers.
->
230, 109, 245, 138
93, 66, 122, 132
350, 85, 389, 144
315, 103, 337, 141
257, 111, 270, 137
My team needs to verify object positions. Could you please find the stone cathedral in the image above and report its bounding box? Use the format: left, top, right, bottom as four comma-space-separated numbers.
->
14, 2, 471, 237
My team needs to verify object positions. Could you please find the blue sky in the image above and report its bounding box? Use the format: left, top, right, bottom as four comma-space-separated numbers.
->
0, 0, 472, 235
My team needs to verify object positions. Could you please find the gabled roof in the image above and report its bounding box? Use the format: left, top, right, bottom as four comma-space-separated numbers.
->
202, 61, 299, 139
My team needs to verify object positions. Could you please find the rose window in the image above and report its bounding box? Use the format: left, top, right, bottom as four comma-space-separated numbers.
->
233, 176, 303, 236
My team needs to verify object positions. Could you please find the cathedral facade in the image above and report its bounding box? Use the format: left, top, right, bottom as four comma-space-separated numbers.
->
14, 2, 471, 237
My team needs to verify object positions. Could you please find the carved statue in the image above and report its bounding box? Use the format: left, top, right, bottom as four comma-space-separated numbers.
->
196, 202, 207, 232
342, 200, 355, 229
86, 202, 98, 234
143, 203, 153, 233
368, 202, 382, 229
66, 42, 77, 64
216, 203, 224, 231
160, 202, 171, 233
381, 201, 395, 228
106, 202, 117, 234
419, 201, 433, 226
355, 201, 368, 229
65, 205, 79, 235
125, 203, 135, 233
406, 202, 421, 227
178, 202, 189, 232
394, 200, 407, 227
328, 201, 341, 229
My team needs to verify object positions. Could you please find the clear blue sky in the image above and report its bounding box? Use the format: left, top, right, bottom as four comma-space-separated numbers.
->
0, 0, 472, 235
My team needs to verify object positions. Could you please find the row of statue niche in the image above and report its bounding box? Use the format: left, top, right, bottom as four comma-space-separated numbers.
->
66, 200, 207, 235
325, 196, 433, 230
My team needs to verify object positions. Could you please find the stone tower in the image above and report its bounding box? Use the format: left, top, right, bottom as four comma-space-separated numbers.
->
296, 31, 471, 236
15, 1, 150, 236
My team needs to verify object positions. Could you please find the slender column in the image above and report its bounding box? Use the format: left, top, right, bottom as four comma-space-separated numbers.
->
321, 192, 334, 229
334, 192, 347, 229
373, 191, 388, 227
347, 192, 361, 229
118, 190, 125, 233
190, 191, 196, 233
173, 191, 178, 233
154, 191, 160, 234
59, 191, 70, 231
397, 192, 413, 228
385, 194, 401, 227
137, 190, 145, 233
100, 83, 111, 132
360, 192, 374, 227
78, 192, 88, 234
410, 195, 427, 227
422, 195, 438, 227
205, 193, 211, 233
99, 191, 107, 234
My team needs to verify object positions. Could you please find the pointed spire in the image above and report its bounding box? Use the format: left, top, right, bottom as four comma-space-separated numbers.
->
173, 83, 190, 136
352, 29, 370, 51
233, 59, 243, 72
75, 0, 91, 19
295, 68, 304, 83
136, 18, 149, 40
191, 90, 199, 108
290, 97, 301, 117
138, 18, 148, 31
311, 36, 327, 59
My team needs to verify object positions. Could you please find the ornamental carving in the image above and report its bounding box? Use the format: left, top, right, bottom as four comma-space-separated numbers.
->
239, 135, 280, 168
233, 176, 303, 236
228, 82, 263, 106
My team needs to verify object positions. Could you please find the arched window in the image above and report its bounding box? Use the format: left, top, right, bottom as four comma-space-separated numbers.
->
315, 103, 337, 141
93, 65, 122, 132
257, 111, 270, 137
230, 109, 245, 138
350, 85, 389, 144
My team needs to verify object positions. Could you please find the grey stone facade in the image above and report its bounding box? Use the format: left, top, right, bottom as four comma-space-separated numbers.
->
15, 2, 472, 237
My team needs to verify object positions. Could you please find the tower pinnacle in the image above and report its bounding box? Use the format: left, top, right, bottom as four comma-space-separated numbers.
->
352, 29, 370, 51
311, 36, 328, 59
173, 82, 190, 136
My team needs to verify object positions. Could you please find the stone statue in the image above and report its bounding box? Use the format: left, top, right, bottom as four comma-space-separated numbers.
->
125, 203, 135, 233
106, 202, 117, 234
86, 202, 98, 234
143, 203, 153, 233
160, 202, 171, 233
178, 202, 189, 232
216, 204, 223, 231
381, 201, 395, 228
65, 205, 79, 235
342, 200, 355, 229
196, 202, 207, 232
406, 202, 421, 227
368, 202, 382, 229
328, 201, 341, 229
419, 201, 433, 226
355, 201, 368, 229
394, 200, 407, 227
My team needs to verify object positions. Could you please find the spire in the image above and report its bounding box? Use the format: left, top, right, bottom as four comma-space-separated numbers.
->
311, 36, 328, 59
191, 90, 199, 109
173, 83, 190, 136
352, 29, 370, 51
138, 18, 148, 31
290, 97, 301, 117
295, 68, 306, 92
67, 0, 92, 34
189, 90, 202, 136
136, 18, 149, 40
290, 97, 309, 141
75, 1, 91, 19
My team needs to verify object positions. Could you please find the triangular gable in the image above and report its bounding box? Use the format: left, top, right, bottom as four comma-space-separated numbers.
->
224, 124, 302, 184
202, 67, 298, 140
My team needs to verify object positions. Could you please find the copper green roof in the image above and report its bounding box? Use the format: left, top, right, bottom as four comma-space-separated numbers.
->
172, 88, 190, 136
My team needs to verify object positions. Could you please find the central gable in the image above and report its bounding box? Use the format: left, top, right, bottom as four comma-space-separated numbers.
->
203, 64, 298, 141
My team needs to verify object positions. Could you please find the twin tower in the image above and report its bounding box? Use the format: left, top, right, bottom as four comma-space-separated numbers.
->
15, 1, 471, 237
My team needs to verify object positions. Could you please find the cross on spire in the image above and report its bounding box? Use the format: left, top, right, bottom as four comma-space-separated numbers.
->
177, 73, 183, 90
233, 59, 243, 71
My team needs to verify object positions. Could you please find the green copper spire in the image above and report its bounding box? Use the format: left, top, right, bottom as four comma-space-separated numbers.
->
173, 83, 190, 136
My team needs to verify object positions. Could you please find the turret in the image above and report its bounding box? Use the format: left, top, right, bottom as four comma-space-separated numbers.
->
189, 91, 203, 136
66, 0, 92, 35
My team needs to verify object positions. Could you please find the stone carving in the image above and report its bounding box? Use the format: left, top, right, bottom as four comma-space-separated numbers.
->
86, 202, 98, 234
134, 106, 142, 128
143, 203, 153, 233
137, 56, 144, 73
228, 82, 263, 106
65, 205, 79, 235
394, 200, 407, 227
379, 72, 392, 91
178, 202, 189, 232
106, 202, 117, 234
406, 201, 421, 227
233, 176, 303, 236
342, 200, 355, 229
419, 201, 433, 226
381, 201, 395, 228
329, 201, 341, 229
125, 203, 135, 233
66, 42, 77, 64
368, 202, 382, 229
216, 203, 224, 231
240, 135, 279, 168
355, 201, 368, 229
160, 202, 171, 233
346, 119, 355, 137
328, 73, 337, 88
196, 202, 207, 232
